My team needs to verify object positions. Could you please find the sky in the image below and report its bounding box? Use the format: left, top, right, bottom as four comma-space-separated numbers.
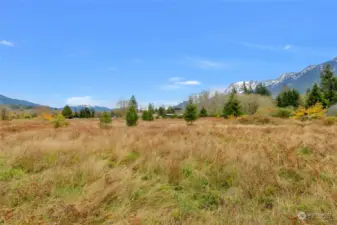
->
1, 0, 337, 108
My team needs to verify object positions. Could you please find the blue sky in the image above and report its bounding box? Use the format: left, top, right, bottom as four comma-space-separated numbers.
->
1, 0, 337, 108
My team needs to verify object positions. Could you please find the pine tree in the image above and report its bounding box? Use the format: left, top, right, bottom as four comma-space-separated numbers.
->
276, 88, 300, 108
199, 107, 208, 117
129, 95, 138, 110
158, 107, 166, 117
166, 106, 175, 114
184, 102, 198, 125
142, 110, 149, 121
62, 105, 73, 118
126, 105, 138, 126
320, 64, 337, 106
242, 82, 249, 94
100, 111, 112, 128
73, 110, 79, 118
223, 92, 242, 118
255, 83, 271, 96
126, 96, 139, 126
306, 83, 328, 108
248, 85, 254, 94
147, 104, 154, 121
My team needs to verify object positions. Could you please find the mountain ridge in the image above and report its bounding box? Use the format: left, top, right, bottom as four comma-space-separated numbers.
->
223, 57, 337, 95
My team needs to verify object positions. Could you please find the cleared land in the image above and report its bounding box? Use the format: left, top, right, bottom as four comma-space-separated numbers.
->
0, 118, 336, 224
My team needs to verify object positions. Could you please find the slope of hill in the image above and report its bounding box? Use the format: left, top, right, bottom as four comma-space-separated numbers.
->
224, 57, 337, 94
0, 94, 40, 107
0, 94, 111, 112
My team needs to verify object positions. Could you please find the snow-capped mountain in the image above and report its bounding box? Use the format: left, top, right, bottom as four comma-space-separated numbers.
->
223, 57, 337, 95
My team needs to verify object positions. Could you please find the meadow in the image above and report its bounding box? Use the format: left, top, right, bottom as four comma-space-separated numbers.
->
0, 118, 336, 224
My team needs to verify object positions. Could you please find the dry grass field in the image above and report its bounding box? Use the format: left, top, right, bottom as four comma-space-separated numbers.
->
0, 118, 337, 224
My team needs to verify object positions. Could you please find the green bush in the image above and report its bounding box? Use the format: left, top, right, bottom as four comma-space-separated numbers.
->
100, 112, 112, 128
272, 108, 293, 118
53, 114, 68, 128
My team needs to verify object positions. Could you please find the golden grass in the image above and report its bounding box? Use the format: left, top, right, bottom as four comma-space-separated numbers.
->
0, 118, 337, 224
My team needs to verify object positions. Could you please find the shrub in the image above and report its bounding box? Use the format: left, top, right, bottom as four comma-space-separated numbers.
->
1, 108, 9, 121
142, 110, 149, 121
272, 108, 293, 118
100, 112, 112, 128
126, 106, 138, 126
184, 103, 198, 125
172, 114, 177, 119
292, 103, 326, 121
52, 114, 68, 128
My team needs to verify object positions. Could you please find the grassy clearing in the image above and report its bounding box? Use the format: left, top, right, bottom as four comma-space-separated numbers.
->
0, 118, 336, 224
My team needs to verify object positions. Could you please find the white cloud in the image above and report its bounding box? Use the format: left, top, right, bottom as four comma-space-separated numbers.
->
176, 80, 201, 85
161, 77, 201, 90
66, 96, 101, 106
0, 40, 15, 47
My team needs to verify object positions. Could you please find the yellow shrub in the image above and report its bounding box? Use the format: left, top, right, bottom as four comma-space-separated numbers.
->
41, 113, 54, 121
292, 103, 326, 121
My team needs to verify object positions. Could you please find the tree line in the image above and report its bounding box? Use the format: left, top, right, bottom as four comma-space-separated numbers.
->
59, 64, 337, 126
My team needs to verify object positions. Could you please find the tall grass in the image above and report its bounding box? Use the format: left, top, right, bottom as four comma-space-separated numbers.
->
0, 118, 336, 224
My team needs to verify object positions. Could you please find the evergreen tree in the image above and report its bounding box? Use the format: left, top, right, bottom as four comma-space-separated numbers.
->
100, 111, 112, 128
129, 95, 138, 110
166, 106, 175, 114
147, 104, 154, 121
223, 92, 242, 118
142, 110, 149, 121
320, 64, 337, 106
73, 110, 79, 118
242, 82, 249, 94
158, 106, 166, 117
306, 83, 328, 108
126, 105, 138, 126
184, 102, 198, 125
62, 105, 73, 118
276, 89, 300, 108
80, 107, 91, 118
199, 107, 208, 117
255, 83, 271, 96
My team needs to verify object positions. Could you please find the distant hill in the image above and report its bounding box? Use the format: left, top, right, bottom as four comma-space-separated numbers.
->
0, 94, 112, 112
61, 105, 112, 112
0, 94, 40, 107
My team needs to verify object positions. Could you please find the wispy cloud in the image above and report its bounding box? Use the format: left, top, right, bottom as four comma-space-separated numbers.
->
241, 42, 293, 51
0, 40, 15, 47
161, 77, 201, 90
176, 80, 201, 85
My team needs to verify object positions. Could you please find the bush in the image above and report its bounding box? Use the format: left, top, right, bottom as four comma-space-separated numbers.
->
172, 114, 177, 118
100, 112, 112, 128
271, 108, 293, 118
52, 114, 68, 128
237, 115, 273, 125
126, 106, 138, 126
292, 103, 326, 121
